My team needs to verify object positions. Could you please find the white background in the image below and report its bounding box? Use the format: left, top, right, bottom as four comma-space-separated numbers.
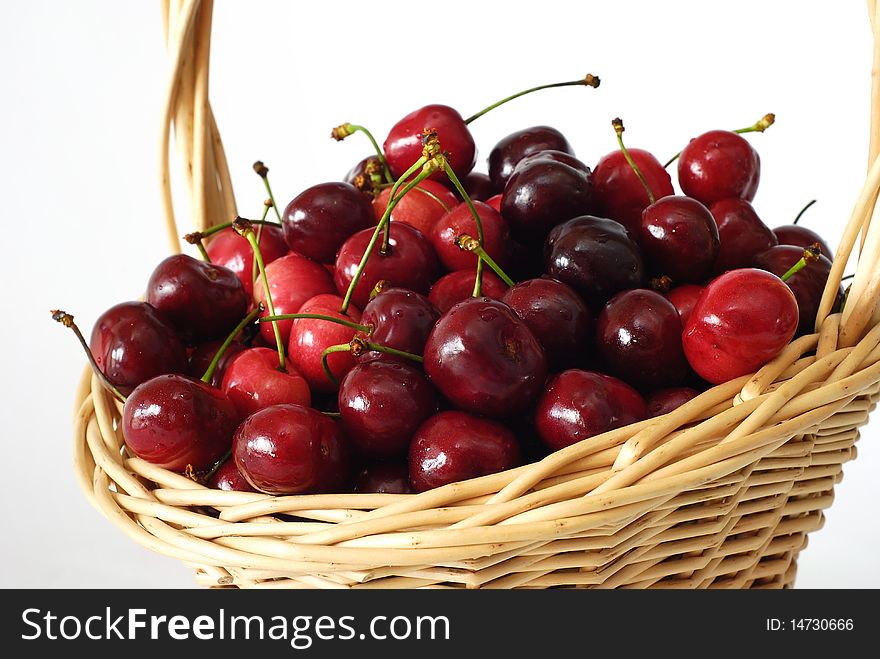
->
1, 0, 878, 587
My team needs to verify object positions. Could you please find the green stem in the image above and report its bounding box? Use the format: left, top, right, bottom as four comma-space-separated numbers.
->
438, 159, 487, 297
664, 113, 775, 168
253, 161, 283, 222
201, 447, 232, 483
333, 123, 394, 183
51, 310, 126, 403
260, 313, 372, 334
781, 244, 822, 282
455, 234, 515, 287
464, 74, 600, 125
194, 240, 211, 262
362, 341, 424, 363
321, 343, 352, 388
793, 199, 817, 226
613, 118, 654, 204
201, 305, 263, 384
184, 219, 281, 244
382, 169, 433, 253
251, 202, 272, 289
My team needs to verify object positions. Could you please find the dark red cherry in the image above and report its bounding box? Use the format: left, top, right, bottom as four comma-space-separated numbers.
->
665, 284, 704, 327
645, 387, 701, 418
773, 224, 833, 260
488, 125, 574, 190
372, 180, 458, 237
334, 223, 439, 310
544, 216, 644, 310
408, 410, 520, 492
462, 171, 499, 201
383, 104, 476, 181
339, 361, 438, 459
89, 302, 187, 395
592, 148, 674, 235
186, 338, 245, 388
423, 297, 548, 418
359, 287, 440, 360
146, 254, 249, 344
208, 458, 257, 492
205, 225, 288, 297
428, 269, 508, 313
596, 289, 688, 389
501, 150, 594, 241
282, 182, 375, 264
682, 268, 798, 384
233, 403, 350, 494
254, 252, 336, 345
430, 200, 510, 272
288, 294, 362, 393
752, 245, 835, 336
221, 347, 311, 418
710, 198, 777, 274
678, 130, 760, 206
353, 462, 414, 494
639, 196, 719, 283
122, 374, 238, 472
501, 277, 593, 370
534, 370, 646, 452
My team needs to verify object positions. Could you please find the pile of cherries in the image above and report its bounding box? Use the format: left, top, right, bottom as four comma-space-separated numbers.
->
57, 74, 839, 497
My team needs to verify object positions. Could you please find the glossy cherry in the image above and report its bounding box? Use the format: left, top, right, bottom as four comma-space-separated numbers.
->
371, 180, 458, 237
122, 374, 238, 472
338, 360, 438, 459
358, 287, 440, 360
501, 277, 593, 370
221, 347, 311, 418
353, 462, 414, 494
430, 200, 510, 272
462, 171, 498, 201
645, 387, 701, 418
428, 269, 508, 313
488, 125, 574, 191
233, 403, 350, 494
89, 301, 187, 395
186, 338, 245, 388
534, 370, 646, 451
682, 268, 798, 384
773, 224, 833, 261
146, 254, 249, 344
596, 289, 689, 390
486, 194, 503, 211
710, 198, 777, 274
423, 297, 548, 418
208, 458, 257, 492
592, 148, 674, 235
205, 225, 288, 297
678, 130, 760, 206
408, 410, 520, 492
639, 196, 719, 283
665, 284, 704, 328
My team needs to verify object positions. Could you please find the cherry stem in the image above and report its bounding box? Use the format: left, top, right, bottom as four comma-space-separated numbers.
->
253, 161, 283, 222
184, 218, 281, 244
200, 447, 232, 484
332, 123, 394, 184
793, 199, 817, 226
321, 337, 424, 388
841, 273, 855, 282
51, 310, 126, 403
194, 240, 211, 262
320, 343, 352, 388
664, 113, 776, 168
781, 243, 822, 282
464, 74, 600, 125
201, 305, 263, 384
251, 200, 272, 289
649, 275, 673, 294
234, 217, 286, 371
613, 118, 655, 205
456, 233, 515, 287
382, 166, 434, 253
260, 313, 372, 334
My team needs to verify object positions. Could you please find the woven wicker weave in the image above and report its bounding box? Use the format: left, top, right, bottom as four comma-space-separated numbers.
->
72, 0, 880, 589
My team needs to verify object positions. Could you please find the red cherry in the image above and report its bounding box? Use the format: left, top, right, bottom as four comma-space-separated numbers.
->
710, 198, 777, 274
645, 387, 700, 418
371, 180, 458, 237
186, 338, 245, 388
486, 194, 503, 211
358, 287, 440, 360
488, 125, 574, 190
534, 370, 646, 451
221, 347, 311, 418
428, 269, 508, 313
353, 462, 414, 494
408, 411, 520, 492
665, 284, 704, 327
678, 130, 760, 206
430, 200, 510, 272
773, 224, 833, 260
233, 404, 350, 494
208, 458, 256, 492
205, 225, 288, 296
592, 148, 674, 235
639, 196, 719, 284
682, 268, 798, 384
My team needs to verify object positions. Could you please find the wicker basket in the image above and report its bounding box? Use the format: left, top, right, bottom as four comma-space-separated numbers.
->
72, 0, 880, 589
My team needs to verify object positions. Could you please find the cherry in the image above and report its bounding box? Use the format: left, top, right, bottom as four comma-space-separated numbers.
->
282, 182, 375, 264
338, 360, 439, 459
423, 297, 548, 418
186, 338, 245, 388
254, 252, 336, 345
501, 277, 593, 370
752, 245, 835, 336
358, 287, 440, 360
221, 347, 311, 418
88, 302, 187, 395
428, 269, 508, 313
534, 369, 646, 451
233, 403, 350, 494
645, 387, 700, 418
488, 125, 574, 191
501, 150, 594, 240
639, 196, 719, 283
384, 105, 476, 182
334, 222, 439, 310
710, 198, 777, 274
592, 148, 674, 235
344, 155, 385, 197
408, 410, 520, 492
486, 194, 503, 211
146, 254, 249, 344
682, 268, 798, 384
288, 294, 362, 393
596, 288, 689, 390
430, 200, 510, 272
205, 225, 288, 296
353, 462, 414, 494
773, 224, 833, 261
462, 171, 498, 201
544, 215, 645, 310
371, 179, 458, 237
678, 130, 760, 206
665, 284, 704, 327
208, 458, 257, 492
122, 374, 238, 472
